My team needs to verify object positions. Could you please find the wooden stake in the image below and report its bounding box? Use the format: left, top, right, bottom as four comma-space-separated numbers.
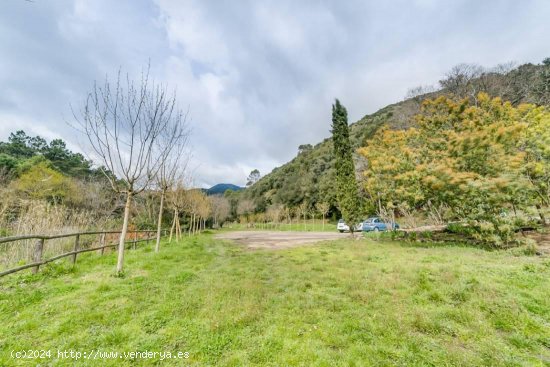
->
32, 238, 45, 274
100, 233, 106, 255
71, 234, 80, 265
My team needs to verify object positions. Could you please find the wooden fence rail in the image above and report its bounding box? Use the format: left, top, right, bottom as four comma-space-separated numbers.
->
0, 229, 167, 278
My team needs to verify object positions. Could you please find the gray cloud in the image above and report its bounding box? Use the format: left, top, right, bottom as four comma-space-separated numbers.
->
1, 0, 549, 187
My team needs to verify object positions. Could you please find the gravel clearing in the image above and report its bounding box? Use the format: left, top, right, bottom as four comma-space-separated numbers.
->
215, 231, 347, 250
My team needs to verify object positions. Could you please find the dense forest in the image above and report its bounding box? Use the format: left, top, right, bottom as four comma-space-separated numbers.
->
0, 131, 120, 235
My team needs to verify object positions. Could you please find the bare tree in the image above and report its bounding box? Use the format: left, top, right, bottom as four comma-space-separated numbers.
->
283, 206, 293, 229
404, 85, 437, 103
237, 199, 256, 225
185, 189, 206, 235
210, 196, 230, 228
154, 128, 190, 253
197, 194, 211, 232
267, 204, 283, 229
315, 202, 330, 230
168, 181, 189, 242
439, 63, 484, 101
246, 169, 261, 187
309, 208, 316, 230
74, 66, 186, 274
298, 202, 308, 231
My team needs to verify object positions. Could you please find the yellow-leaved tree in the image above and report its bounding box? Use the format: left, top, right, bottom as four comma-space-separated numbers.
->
359, 93, 549, 246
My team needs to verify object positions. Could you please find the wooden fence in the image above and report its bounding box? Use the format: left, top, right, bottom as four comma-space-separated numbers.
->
0, 229, 167, 278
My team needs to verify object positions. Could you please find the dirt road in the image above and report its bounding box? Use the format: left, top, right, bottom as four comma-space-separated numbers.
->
215, 231, 346, 250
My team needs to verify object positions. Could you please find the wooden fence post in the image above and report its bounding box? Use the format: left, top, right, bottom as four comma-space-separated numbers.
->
133, 231, 137, 250
32, 238, 45, 274
100, 233, 106, 255
72, 234, 80, 265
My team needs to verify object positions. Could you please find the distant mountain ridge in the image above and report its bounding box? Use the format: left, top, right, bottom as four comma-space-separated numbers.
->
206, 183, 243, 195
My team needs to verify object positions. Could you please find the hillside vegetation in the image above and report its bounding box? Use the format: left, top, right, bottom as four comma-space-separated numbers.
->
234, 59, 550, 247
0, 131, 161, 237
1, 234, 548, 366
244, 60, 550, 215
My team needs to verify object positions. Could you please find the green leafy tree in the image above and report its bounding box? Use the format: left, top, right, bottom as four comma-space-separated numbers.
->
0, 153, 19, 178
0, 131, 37, 159
0, 130, 98, 179
11, 161, 77, 204
43, 139, 94, 177
224, 189, 241, 220
533, 58, 550, 105
331, 99, 360, 232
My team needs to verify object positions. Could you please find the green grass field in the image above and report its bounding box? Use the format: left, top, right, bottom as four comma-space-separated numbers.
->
1, 233, 549, 366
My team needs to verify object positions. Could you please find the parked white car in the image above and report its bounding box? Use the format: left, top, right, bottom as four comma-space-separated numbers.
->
337, 219, 349, 232
337, 219, 363, 233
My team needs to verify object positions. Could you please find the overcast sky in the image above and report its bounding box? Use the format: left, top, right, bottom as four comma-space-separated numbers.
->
1, 0, 549, 187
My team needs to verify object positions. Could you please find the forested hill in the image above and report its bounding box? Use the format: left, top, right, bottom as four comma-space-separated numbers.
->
0, 130, 101, 179
206, 183, 243, 195
242, 59, 550, 215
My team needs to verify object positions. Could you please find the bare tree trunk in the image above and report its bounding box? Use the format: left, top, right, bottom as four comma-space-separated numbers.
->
176, 216, 181, 242
177, 211, 183, 240
176, 209, 181, 241
155, 190, 166, 252
117, 191, 133, 274
322, 214, 325, 230
176, 209, 180, 240
169, 209, 177, 243
192, 213, 196, 235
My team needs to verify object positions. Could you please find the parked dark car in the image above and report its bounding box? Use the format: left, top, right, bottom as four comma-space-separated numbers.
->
362, 217, 399, 232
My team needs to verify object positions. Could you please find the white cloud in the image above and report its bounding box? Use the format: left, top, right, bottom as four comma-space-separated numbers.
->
1, 0, 550, 188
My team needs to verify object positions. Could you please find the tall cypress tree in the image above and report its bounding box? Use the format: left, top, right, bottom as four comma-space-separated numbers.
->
331, 99, 360, 233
